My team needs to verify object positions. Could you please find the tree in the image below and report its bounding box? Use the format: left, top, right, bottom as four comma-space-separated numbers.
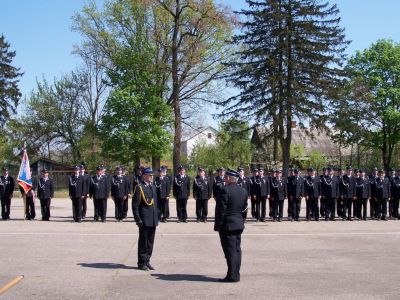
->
0, 35, 23, 126
73, 0, 235, 172
221, 0, 348, 176
337, 40, 400, 170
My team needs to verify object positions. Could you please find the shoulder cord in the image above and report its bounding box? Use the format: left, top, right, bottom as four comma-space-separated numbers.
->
39, 178, 47, 189
70, 176, 77, 186
342, 176, 350, 187
112, 176, 122, 186
175, 176, 183, 187
394, 177, 400, 187
355, 178, 365, 188
323, 176, 332, 186
194, 178, 205, 187
375, 178, 384, 189
271, 178, 281, 189
154, 177, 162, 188
305, 177, 314, 187
134, 185, 154, 206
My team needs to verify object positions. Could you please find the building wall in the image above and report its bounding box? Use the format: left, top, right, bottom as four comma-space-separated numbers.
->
182, 127, 217, 157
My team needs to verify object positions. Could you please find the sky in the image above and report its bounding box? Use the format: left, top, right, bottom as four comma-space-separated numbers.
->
1, 0, 400, 126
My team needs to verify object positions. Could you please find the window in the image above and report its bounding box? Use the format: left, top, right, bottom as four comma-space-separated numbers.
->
208, 132, 212, 139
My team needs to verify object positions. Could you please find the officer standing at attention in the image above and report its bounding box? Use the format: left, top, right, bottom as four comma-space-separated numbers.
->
0, 167, 15, 220
341, 166, 356, 221
80, 164, 90, 220
321, 167, 339, 221
155, 166, 171, 223
193, 167, 212, 222
69, 166, 85, 223
111, 166, 130, 222
391, 169, 400, 219
254, 167, 270, 222
304, 168, 320, 221
249, 168, 259, 218
213, 167, 226, 201
237, 167, 251, 220
173, 165, 190, 223
132, 167, 158, 271
214, 169, 247, 283
38, 169, 54, 221
90, 166, 110, 222
19, 168, 37, 220
355, 170, 371, 221
270, 170, 287, 222
288, 169, 304, 222
375, 169, 391, 221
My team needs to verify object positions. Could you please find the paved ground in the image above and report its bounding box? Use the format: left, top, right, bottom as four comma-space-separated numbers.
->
1, 197, 400, 299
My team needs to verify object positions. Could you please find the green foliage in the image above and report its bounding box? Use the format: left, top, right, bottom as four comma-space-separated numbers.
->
307, 150, 326, 171
0, 35, 23, 126
290, 144, 305, 160
190, 119, 251, 171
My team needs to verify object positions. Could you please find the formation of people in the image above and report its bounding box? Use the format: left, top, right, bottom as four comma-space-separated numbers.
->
1, 164, 399, 223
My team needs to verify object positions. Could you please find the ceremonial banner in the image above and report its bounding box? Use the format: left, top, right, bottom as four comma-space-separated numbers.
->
17, 149, 33, 193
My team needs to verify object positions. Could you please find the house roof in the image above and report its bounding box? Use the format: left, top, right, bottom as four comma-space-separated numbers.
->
30, 157, 73, 168
182, 126, 218, 143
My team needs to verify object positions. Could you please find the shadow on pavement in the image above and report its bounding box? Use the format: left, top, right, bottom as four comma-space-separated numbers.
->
77, 263, 137, 269
151, 273, 219, 282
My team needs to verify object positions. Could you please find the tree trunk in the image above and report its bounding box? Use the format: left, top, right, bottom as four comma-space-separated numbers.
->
152, 156, 161, 173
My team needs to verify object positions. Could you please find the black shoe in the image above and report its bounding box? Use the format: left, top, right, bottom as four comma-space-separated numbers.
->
325, 217, 329, 221
203, 219, 207, 223
184, 219, 188, 223
218, 277, 239, 283
330, 218, 336, 221
177, 219, 181, 223
78, 220, 82, 223
278, 218, 282, 222
197, 219, 200, 223
94, 218, 99, 222
382, 217, 388, 221
147, 263, 155, 270
102, 219, 106, 223
347, 217, 353, 221
138, 265, 149, 271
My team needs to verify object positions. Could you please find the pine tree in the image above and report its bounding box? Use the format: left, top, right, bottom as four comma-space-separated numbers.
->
0, 35, 23, 126
222, 0, 348, 175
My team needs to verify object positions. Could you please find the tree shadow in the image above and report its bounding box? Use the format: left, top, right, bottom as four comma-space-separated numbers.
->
77, 263, 137, 270
151, 273, 219, 282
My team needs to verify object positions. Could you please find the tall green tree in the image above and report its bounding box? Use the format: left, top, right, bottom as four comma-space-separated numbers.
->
0, 35, 23, 126
222, 0, 348, 175
335, 39, 400, 170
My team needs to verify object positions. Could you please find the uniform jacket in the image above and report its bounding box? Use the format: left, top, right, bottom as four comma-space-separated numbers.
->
90, 175, 109, 199
173, 174, 190, 199
154, 175, 171, 199
212, 175, 225, 199
38, 177, 54, 199
68, 174, 84, 199
356, 177, 371, 199
111, 175, 130, 198
304, 176, 320, 198
132, 182, 159, 227
0, 175, 15, 199
237, 176, 251, 197
341, 175, 357, 198
321, 175, 339, 198
391, 176, 400, 199
193, 176, 212, 200
81, 173, 91, 196
375, 177, 391, 199
287, 176, 304, 198
270, 177, 287, 201
254, 176, 270, 198
214, 184, 247, 232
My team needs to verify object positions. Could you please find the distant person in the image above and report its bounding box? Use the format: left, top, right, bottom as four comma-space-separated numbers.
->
90, 165, 109, 222
155, 166, 171, 223
193, 167, 212, 223
214, 169, 247, 283
111, 166, 130, 222
132, 167, 159, 271
19, 168, 37, 220
69, 166, 85, 223
173, 165, 190, 223
0, 167, 15, 220
37, 169, 54, 221
80, 164, 90, 219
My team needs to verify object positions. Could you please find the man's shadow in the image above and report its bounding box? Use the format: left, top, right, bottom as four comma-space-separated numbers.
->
78, 263, 137, 270
151, 273, 219, 282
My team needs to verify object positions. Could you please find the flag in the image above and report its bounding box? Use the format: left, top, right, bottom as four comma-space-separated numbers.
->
17, 149, 33, 193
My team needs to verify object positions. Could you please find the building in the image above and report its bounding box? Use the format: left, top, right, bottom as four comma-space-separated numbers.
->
30, 158, 74, 188
181, 126, 218, 157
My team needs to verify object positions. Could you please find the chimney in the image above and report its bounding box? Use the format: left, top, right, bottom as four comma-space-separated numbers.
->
291, 121, 297, 128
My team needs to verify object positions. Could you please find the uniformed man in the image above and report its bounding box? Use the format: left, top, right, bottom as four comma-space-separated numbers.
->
80, 164, 90, 219
69, 166, 85, 223
173, 165, 190, 223
254, 167, 270, 222
341, 166, 356, 221
132, 167, 159, 271
111, 166, 130, 222
268, 169, 277, 218
391, 169, 400, 219
214, 169, 247, 283
123, 167, 132, 219
355, 169, 371, 221
90, 165, 110, 222
375, 169, 391, 221
286, 168, 295, 219
193, 167, 212, 222
369, 167, 379, 219
249, 168, 259, 218
270, 170, 287, 222
0, 167, 15, 220
19, 168, 37, 220
319, 167, 328, 218
321, 167, 339, 221
304, 168, 320, 221
287, 169, 304, 222
337, 168, 344, 218
387, 168, 395, 219
237, 167, 251, 220
155, 166, 171, 223
37, 168, 54, 221
213, 167, 226, 201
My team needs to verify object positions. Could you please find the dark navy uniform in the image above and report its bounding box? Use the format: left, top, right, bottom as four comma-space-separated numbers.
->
304, 173, 320, 221
254, 175, 270, 221
287, 172, 304, 221
19, 176, 37, 220
0, 172, 15, 220
355, 175, 371, 220
213, 175, 225, 200
69, 170, 85, 222
132, 175, 158, 270
321, 173, 339, 220
173, 173, 190, 222
237, 174, 251, 219
90, 172, 109, 222
337, 170, 344, 218
341, 172, 356, 220
80, 167, 91, 219
155, 171, 171, 222
270, 175, 287, 221
193, 174, 212, 222
38, 173, 54, 221
375, 175, 391, 220
214, 179, 247, 282
369, 170, 379, 219
391, 173, 400, 219
249, 174, 258, 218
111, 173, 130, 221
